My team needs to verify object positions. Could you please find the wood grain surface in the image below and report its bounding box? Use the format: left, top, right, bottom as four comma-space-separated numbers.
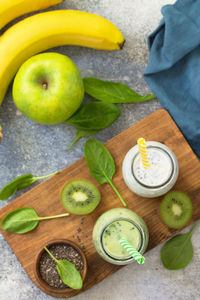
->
0, 109, 200, 298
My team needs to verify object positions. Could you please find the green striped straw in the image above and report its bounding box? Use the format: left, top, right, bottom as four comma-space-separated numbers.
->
119, 239, 146, 264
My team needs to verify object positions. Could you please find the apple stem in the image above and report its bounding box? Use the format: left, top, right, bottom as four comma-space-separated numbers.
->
42, 82, 48, 90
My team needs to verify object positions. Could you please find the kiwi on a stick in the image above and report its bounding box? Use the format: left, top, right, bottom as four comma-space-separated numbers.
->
61, 179, 101, 215
160, 191, 193, 229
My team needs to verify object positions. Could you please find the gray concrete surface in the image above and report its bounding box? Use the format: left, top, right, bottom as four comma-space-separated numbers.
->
1, 0, 200, 299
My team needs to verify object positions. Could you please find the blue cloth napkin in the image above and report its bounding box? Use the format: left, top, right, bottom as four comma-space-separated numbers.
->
144, 0, 200, 158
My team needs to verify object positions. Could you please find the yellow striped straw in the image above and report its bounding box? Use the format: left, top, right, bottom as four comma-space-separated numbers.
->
137, 137, 150, 169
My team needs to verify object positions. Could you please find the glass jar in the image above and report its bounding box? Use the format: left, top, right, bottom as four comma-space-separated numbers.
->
122, 141, 179, 198
92, 208, 149, 265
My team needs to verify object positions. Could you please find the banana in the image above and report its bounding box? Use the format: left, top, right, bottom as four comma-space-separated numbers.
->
0, 10, 125, 105
0, 0, 63, 31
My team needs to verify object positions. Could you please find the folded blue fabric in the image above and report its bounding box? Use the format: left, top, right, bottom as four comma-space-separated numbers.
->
144, 0, 200, 158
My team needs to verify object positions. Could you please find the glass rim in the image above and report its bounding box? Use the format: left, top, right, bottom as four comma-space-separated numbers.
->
132, 146, 174, 189
100, 218, 144, 262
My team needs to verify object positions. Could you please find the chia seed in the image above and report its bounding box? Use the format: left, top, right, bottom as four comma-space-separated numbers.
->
39, 243, 84, 289
80, 217, 85, 224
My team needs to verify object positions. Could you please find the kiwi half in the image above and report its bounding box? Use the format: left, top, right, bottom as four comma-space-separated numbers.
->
160, 191, 193, 229
61, 179, 101, 215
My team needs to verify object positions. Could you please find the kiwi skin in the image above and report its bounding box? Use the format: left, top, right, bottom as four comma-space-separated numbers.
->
61, 179, 101, 215
160, 191, 193, 229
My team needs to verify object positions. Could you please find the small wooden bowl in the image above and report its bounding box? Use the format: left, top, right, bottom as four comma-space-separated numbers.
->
34, 239, 87, 298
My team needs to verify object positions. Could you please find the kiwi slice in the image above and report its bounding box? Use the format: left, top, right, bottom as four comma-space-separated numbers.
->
61, 179, 101, 215
160, 191, 193, 229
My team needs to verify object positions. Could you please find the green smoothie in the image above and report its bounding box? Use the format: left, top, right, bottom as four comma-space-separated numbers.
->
102, 220, 141, 260
93, 208, 149, 265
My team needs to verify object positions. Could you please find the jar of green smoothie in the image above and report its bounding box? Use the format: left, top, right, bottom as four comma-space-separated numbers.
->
92, 208, 149, 265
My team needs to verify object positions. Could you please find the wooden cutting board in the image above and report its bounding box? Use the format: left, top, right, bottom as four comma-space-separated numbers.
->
1, 109, 200, 298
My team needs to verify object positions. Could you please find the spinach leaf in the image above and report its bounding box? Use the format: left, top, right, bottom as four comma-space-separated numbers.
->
0, 171, 58, 200
65, 101, 120, 150
84, 139, 115, 184
57, 260, 82, 289
83, 77, 156, 103
1, 207, 69, 234
161, 220, 200, 270
65, 101, 120, 130
84, 139, 127, 206
67, 129, 99, 150
44, 247, 82, 290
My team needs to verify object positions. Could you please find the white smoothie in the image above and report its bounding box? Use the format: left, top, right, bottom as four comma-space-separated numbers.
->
122, 141, 179, 198
133, 148, 173, 187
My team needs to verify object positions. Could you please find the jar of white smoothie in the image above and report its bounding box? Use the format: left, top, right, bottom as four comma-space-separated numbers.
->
122, 141, 179, 198
93, 208, 149, 265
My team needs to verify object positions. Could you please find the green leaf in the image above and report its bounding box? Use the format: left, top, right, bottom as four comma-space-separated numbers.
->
1, 207, 69, 234
65, 101, 120, 150
57, 260, 83, 290
0, 171, 58, 200
84, 139, 127, 206
84, 139, 115, 184
44, 247, 83, 290
67, 129, 99, 150
0, 174, 36, 200
83, 77, 156, 103
161, 220, 200, 270
65, 101, 120, 130
1, 207, 39, 234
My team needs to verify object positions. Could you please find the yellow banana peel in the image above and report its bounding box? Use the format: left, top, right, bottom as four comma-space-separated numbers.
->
0, 0, 63, 31
0, 10, 125, 105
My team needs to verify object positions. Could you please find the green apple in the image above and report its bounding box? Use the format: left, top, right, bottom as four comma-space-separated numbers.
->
12, 53, 84, 124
